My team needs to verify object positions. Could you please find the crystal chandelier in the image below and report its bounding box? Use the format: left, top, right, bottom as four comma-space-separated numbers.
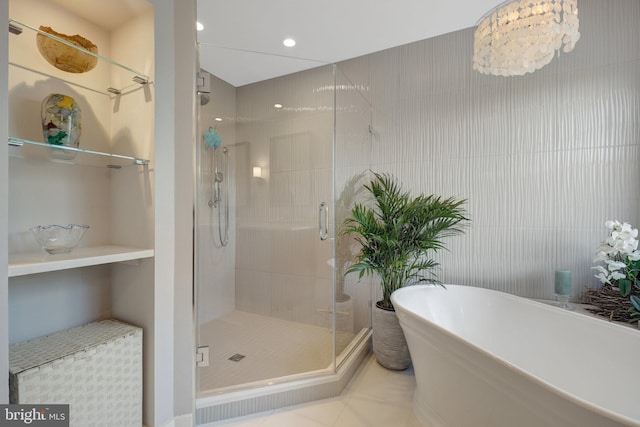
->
473, 0, 580, 76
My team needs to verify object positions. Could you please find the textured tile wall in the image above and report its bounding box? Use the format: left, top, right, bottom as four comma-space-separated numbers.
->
342, 0, 640, 300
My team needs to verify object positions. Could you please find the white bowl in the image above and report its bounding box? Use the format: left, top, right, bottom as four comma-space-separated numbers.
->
30, 224, 90, 254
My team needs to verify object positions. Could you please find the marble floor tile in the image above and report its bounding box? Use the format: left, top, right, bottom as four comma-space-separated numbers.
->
203, 353, 420, 427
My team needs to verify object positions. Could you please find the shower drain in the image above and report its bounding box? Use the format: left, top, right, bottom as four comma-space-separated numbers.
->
228, 353, 245, 362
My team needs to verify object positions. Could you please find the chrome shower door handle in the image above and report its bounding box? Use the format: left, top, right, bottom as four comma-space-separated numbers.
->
319, 202, 329, 241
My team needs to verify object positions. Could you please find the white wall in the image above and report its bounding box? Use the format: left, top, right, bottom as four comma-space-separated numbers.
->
149, 1, 177, 424
150, 0, 196, 424
172, 0, 197, 419
107, 6, 157, 425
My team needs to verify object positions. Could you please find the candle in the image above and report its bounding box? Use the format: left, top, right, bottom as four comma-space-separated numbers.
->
554, 270, 572, 296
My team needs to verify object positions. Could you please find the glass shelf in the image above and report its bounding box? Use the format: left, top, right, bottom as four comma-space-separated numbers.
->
8, 137, 150, 168
9, 245, 155, 277
8, 18, 150, 94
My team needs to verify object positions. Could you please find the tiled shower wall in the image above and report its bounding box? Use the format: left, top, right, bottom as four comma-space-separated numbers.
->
197, 73, 238, 325
339, 0, 640, 300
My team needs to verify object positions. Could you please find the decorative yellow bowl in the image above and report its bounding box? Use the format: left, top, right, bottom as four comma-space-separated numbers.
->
36, 26, 98, 73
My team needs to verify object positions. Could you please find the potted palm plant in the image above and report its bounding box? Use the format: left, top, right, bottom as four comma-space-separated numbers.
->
342, 172, 468, 370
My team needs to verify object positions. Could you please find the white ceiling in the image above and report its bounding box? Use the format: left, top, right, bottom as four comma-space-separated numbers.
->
196, 0, 505, 87
48, 0, 505, 87
49, 0, 153, 30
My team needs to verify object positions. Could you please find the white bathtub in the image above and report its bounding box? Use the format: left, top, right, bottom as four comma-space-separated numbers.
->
391, 285, 640, 427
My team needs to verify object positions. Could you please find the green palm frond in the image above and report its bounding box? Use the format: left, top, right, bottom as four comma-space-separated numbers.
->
341, 172, 469, 310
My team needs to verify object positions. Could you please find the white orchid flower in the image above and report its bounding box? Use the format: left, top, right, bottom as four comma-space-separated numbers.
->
618, 234, 635, 245
592, 264, 609, 275
606, 260, 627, 271
594, 220, 640, 286
628, 251, 640, 261
611, 271, 627, 281
596, 243, 612, 254
593, 251, 609, 262
620, 222, 636, 235
605, 220, 620, 230
593, 271, 611, 284
622, 239, 639, 254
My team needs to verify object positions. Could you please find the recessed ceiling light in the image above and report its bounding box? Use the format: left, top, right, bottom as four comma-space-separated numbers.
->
215, 117, 223, 122
274, 103, 283, 109
283, 38, 296, 47
196, 21, 204, 31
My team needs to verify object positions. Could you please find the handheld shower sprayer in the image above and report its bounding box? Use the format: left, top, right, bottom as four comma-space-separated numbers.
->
203, 128, 229, 247
213, 170, 224, 207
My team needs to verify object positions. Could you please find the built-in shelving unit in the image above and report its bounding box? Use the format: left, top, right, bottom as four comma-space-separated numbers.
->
4, 0, 162, 421
6, 5, 154, 275
6, 9, 154, 276
9, 245, 154, 277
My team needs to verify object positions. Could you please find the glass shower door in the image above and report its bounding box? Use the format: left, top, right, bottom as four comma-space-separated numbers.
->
195, 58, 339, 394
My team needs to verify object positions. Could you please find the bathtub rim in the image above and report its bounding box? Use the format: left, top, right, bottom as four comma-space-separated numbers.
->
392, 284, 640, 427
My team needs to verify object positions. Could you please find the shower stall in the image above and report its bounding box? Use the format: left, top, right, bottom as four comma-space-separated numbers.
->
194, 49, 374, 422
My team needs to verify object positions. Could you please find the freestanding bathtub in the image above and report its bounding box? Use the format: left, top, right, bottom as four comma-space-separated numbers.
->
391, 285, 640, 427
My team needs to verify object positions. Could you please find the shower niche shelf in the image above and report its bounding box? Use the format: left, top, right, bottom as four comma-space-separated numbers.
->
8, 137, 150, 168
8, 18, 150, 95
9, 245, 154, 277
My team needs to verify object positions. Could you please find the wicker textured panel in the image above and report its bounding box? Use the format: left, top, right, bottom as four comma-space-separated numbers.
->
9, 319, 142, 427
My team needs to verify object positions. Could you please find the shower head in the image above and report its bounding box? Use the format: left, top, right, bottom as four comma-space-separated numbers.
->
200, 93, 210, 105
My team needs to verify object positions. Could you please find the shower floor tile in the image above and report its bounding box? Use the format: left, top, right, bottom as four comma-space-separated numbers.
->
198, 310, 356, 391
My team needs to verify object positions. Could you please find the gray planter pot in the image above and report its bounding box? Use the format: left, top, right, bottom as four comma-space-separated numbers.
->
372, 301, 411, 370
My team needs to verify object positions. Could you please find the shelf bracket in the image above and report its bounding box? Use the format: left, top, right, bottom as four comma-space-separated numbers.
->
134, 158, 149, 165
8, 22, 23, 35
132, 75, 149, 85
8, 138, 23, 147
